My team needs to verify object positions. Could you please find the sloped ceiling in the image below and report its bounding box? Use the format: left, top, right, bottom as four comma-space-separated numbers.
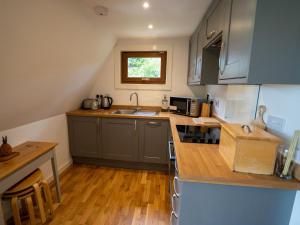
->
0, 0, 116, 131
0, 0, 210, 131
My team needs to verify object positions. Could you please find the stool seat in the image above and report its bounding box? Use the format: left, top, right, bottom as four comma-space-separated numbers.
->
4, 169, 43, 195
2, 169, 54, 225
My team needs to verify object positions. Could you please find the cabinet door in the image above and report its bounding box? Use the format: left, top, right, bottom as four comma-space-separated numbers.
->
194, 25, 206, 83
205, 0, 226, 43
139, 120, 169, 164
187, 31, 198, 85
67, 116, 100, 158
219, 0, 256, 82
102, 118, 139, 161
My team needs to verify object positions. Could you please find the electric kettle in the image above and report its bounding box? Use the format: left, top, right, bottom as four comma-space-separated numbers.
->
102, 96, 113, 109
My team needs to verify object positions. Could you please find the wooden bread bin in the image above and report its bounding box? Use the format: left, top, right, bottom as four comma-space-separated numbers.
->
219, 124, 282, 175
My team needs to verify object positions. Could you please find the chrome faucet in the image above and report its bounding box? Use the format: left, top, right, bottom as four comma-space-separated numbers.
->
130, 92, 141, 111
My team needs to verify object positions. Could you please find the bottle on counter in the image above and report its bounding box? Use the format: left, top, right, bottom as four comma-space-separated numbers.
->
161, 95, 169, 112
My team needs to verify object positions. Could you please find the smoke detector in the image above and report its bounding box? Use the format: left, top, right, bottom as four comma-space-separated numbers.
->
94, 5, 108, 16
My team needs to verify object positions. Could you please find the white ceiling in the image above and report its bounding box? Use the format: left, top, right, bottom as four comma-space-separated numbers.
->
85, 0, 212, 38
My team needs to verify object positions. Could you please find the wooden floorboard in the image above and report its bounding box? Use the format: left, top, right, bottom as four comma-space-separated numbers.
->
46, 164, 170, 225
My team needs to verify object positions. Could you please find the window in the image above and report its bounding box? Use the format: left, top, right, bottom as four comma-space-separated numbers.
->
121, 51, 167, 84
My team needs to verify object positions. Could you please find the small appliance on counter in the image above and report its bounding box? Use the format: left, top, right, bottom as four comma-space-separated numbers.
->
81, 98, 99, 110
170, 96, 201, 117
102, 95, 113, 109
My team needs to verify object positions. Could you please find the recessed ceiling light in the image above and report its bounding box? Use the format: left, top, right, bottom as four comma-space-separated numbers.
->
143, 2, 150, 9
148, 24, 153, 29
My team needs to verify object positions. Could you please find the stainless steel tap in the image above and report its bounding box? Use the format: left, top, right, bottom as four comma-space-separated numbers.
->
130, 92, 141, 111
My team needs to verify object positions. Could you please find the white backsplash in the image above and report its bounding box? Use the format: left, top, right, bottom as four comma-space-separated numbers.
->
206, 85, 259, 124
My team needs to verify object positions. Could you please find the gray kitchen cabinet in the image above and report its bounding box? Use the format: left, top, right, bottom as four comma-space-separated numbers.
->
187, 31, 199, 85
172, 178, 296, 225
219, 0, 300, 84
205, 0, 226, 45
195, 23, 220, 85
67, 116, 101, 158
138, 120, 169, 164
101, 118, 139, 161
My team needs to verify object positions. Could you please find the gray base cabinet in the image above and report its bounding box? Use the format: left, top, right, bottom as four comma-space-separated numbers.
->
172, 177, 296, 225
138, 120, 169, 164
101, 118, 139, 161
67, 116, 170, 168
67, 116, 101, 158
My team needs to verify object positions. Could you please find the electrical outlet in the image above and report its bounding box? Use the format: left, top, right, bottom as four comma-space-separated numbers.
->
267, 115, 286, 133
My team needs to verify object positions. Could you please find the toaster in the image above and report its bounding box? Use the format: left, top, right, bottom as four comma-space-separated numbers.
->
81, 99, 98, 110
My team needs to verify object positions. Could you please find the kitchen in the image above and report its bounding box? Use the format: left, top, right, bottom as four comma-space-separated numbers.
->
0, 0, 300, 225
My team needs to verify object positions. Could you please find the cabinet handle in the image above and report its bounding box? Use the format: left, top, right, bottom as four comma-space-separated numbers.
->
170, 210, 178, 224
175, 160, 179, 174
219, 42, 226, 75
172, 194, 179, 212
134, 120, 137, 130
147, 121, 161, 126
207, 30, 216, 39
173, 176, 181, 197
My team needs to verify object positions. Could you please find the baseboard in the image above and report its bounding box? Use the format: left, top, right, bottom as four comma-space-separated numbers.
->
47, 160, 73, 186
72, 157, 168, 172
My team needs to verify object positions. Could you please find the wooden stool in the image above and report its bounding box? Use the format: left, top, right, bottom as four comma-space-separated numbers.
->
2, 169, 54, 225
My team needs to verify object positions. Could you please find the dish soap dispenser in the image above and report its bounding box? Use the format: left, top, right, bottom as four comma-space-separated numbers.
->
161, 95, 169, 112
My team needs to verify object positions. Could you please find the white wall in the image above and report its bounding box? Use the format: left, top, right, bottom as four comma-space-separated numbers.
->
0, 114, 71, 217
0, 0, 116, 131
0, 114, 72, 179
206, 84, 300, 225
90, 38, 206, 105
206, 85, 259, 123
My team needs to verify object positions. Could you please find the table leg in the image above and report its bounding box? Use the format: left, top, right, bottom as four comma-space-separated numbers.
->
0, 198, 6, 225
51, 149, 62, 203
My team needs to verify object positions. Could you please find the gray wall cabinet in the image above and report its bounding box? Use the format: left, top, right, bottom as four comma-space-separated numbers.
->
101, 118, 139, 161
189, 0, 300, 85
67, 116, 101, 158
219, 0, 300, 84
187, 0, 226, 86
205, 0, 226, 45
138, 120, 169, 164
187, 31, 199, 85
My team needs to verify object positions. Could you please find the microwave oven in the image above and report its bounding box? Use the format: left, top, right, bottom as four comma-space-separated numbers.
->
169, 97, 200, 117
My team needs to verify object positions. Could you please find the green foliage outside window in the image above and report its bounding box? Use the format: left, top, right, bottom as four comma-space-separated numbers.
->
128, 57, 161, 78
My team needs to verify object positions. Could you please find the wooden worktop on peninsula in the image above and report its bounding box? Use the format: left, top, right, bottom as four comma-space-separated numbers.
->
67, 108, 300, 190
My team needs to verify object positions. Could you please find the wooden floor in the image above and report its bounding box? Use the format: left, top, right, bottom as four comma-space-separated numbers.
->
47, 165, 170, 225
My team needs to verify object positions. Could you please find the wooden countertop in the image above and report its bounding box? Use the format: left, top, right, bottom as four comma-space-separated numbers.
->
0, 142, 57, 180
169, 115, 300, 190
66, 108, 170, 120
66, 108, 300, 190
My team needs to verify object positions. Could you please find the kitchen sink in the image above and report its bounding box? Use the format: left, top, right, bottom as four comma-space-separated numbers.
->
112, 109, 137, 114
111, 109, 158, 116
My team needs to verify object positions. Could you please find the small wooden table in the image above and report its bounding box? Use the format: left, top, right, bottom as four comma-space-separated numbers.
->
0, 142, 61, 225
